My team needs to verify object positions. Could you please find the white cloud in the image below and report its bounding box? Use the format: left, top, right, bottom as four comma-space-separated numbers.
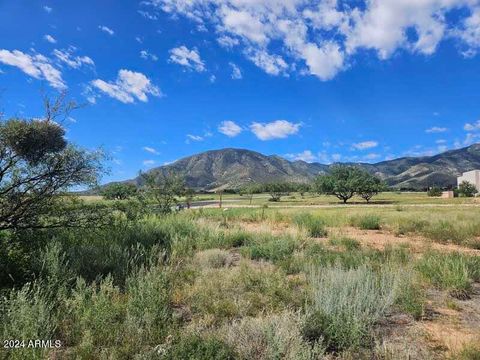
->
91, 69, 161, 104
142, 146, 160, 155
250, 120, 301, 140
138, 10, 158, 20
351, 140, 378, 150
44, 34, 56, 44
464, 120, 480, 131
99, 25, 114, 35
363, 153, 380, 161
140, 50, 158, 61
229, 62, 242, 79
169, 46, 205, 72
246, 49, 288, 76
285, 150, 316, 162
0, 49, 65, 89
425, 126, 448, 133
218, 120, 242, 137
217, 35, 239, 48
43, 5, 52, 13
53, 48, 94, 68
186, 134, 204, 142
145, 0, 480, 81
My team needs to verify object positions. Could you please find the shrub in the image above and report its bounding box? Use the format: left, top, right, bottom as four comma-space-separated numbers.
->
163, 334, 237, 360
222, 311, 324, 360
181, 262, 301, 325
125, 263, 172, 344
350, 214, 381, 230
194, 249, 231, 269
305, 265, 402, 352
329, 236, 361, 251
427, 187, 442, 197
293, 213, 327, 237
0, 283, 56, 360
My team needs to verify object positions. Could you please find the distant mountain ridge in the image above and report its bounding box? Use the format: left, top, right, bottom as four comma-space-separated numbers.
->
122, 144, 480, 190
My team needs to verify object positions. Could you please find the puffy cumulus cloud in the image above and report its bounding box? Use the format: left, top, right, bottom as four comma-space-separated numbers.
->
53, 47, 94, 69
425, 126, 448, 133
285, 150, 317, 162
169, 46, 205, 72
218, 120, 242, 137
250, 120, 301, 140
0, 49, 65, 89
352, 140, 378, 150
91, 69, 161, 104
144, 0, 480, 80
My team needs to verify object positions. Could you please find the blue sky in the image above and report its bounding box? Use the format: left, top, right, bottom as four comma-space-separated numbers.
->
2, 1, 480, 182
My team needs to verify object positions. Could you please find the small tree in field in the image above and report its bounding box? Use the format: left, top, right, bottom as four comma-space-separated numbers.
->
265, 182, 291, 202
458, 181, 477, 197
296, 183, 311, 198
358, 172, 386, 203
427, 186, 442, 197
102, 183, 137, 200
140, 170, 185, 213
314, 165, 365, 203
239, 183, 263, 205
0, 93, 104, 231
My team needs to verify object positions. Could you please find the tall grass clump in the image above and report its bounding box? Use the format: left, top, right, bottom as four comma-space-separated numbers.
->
305, 265, 401, 352
293, 213, 327, 237
245, 234, 297, 263
416, 251, 480, 298
350, 214, 381, 230
422, 220, 476, 246
222, 311, 324, 360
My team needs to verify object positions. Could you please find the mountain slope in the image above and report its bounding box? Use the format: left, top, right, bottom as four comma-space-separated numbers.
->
126, 144, 480, 190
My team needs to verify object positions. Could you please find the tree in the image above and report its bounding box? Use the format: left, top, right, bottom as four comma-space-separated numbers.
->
357, 172, 386, 203
101, 183, 137, 200
264, 182, 292, 202
184, 187, 195, 209
239, 183, 263, 205
314, 165, 365, 203
458, 181, 477, 197
296, 183, 311, 198
0, 95, 104, 231
427, 186, 442, 197
139, 170, 185, 213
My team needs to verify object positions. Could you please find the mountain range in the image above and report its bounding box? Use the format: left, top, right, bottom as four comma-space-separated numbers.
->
122, 144, 480, 190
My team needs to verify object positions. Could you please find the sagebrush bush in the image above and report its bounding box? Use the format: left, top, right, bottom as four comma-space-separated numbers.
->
194, 249, 230, 269
125, 263, 172, 344
293, 213, 328, 237
306, 265, 402, 351
0, 282, 56, 360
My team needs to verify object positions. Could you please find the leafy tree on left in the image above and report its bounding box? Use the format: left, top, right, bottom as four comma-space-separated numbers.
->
0, 93, 104, 231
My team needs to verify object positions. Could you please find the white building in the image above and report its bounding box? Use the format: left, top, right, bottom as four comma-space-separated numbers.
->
457, 170, 480, 191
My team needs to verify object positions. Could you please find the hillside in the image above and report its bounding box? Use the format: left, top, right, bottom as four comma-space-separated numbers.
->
124, 144, 480, 190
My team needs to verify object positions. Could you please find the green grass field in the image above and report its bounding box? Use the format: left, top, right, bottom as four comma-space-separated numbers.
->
2, 193, 480, 359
